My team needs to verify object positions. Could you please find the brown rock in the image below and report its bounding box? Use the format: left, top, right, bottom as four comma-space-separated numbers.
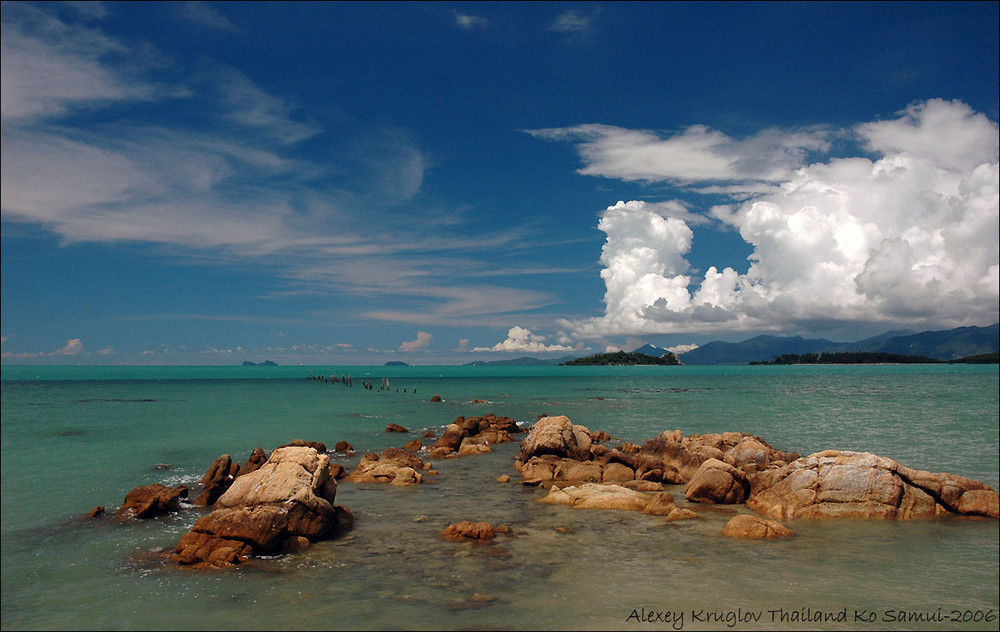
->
430, 394, 442, 402
441, 521, 496, 541
195, 454, 237, 506
721, 514, 793, 539
281, 439, 328, 453
602, 461, 636, 483
518, 415, 592, 463
334, 441, 354, 453
117, 483, 188, 520
540, 483, 651, 512
386, 423, 409, 433
684, 458, 750, 504
401, 439, 423, 451
239, 447, 268, 477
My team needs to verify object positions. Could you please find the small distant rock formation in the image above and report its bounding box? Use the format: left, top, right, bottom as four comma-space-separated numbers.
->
334, 441, 354, 453
385, 423, 409, 433
115, 483, 188, 520
172, 446, 353, 569
427, 414, 522, 459
345, 447, 428, 485
430, 394, 442, 402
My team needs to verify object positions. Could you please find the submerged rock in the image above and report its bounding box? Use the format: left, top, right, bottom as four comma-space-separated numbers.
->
747, 450, 1000, 520
721, 514, 794, 539
441, 521, 496, 541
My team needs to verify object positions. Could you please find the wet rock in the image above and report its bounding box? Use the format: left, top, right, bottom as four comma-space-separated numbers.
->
539, 483, 651, 512
386, 423, 409, 433
721, 514, 793, 539
334, 441, 354, 453
280, 439, 328, 453
430, 394, 442, 402
441, 521, 496, 541
117, 483, 188, 520
172, 446, 352, 569
345, 447, 427, 485
195, 454, 238, 506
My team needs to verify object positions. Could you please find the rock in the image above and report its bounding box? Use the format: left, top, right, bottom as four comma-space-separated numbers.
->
401, 439, 423, 451
430, 394, 442, 402
721, 514, 794, 539
518, 416, 592, 463
441, 521, 496, 541
684, 458, 750, 504
239, 447, 268, 477
747, 450, 1000, 520
553, 459, 604, 482
633, 431, 797, 484
386, 423, 409, 433
280, 439, 328, 453
539, 483, 651, 512
642, 492, 700, 521
602, 461, 636, 483
496, 475, 511, 483
334, 441, 354, 453
116, 483, 188, 520
345, 447, 427, 485
195, 454, 238, 506
458, 436, 493, 455
171, 447, 352, 569
87, 506, 105, 518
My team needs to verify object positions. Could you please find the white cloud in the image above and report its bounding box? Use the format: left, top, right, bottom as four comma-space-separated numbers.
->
399, 331, 433, 352
527, 123, 830, 186
177, 2, 239, 31
551, 8, 598, 35
454, 12, 488, 29
472, 326, 576, 353
53, 338, 84, 356
556, 100, 999, 337
667, 343, 700, 355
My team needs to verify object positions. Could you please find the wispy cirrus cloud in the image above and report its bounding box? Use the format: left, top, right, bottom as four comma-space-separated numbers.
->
549, 100, 999, 337
0, 3, 558, 332
453, 12, 488, 30
176, 1, 239, 32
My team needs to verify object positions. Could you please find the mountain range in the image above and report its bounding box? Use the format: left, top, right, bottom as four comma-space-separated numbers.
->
635, 323, 999, 365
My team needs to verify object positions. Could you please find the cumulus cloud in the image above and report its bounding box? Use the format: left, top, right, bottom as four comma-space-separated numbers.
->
472, 326, 577, 352
555, 99, 999, 337
399, 331, 432, 352
53, 338, 85, 355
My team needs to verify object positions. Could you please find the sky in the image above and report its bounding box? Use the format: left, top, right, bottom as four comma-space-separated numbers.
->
2, 1, 998, 365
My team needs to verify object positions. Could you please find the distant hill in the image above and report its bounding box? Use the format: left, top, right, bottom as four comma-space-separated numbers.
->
384, 361, 410, 367
464, 355, 577, 366
242, 360, 278, 366
665, 324, 999, 365
561, 350, 682, 366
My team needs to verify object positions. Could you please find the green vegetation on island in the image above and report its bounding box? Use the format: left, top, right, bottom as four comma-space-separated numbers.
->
560, 350, 682, 366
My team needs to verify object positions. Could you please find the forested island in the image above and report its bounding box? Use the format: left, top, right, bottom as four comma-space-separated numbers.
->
750, 352, 999, 365
560, 351, 682, 366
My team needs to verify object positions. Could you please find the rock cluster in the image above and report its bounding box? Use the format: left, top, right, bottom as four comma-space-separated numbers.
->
427, 414, 522, 459
172, 446, 353, 569
115, 483, 189, 520
345, 447, 429, 485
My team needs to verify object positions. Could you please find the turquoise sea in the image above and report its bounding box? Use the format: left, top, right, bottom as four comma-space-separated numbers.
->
1, 364, 998, 631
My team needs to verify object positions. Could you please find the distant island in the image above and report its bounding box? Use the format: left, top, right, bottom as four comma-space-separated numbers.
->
560, 350, 682, 366
384, 361, 410, 367
242, 360, 278, 366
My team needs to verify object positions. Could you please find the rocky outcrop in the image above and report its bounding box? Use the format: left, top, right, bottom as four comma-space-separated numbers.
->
721, 514, 794, 539
345, 447, 428, 485
194, 454, 239, 506
519, 415, 592, 462
747, 450, 1000, 520
172, 446, 353, 569
630, 430, 799, 484
428, 414, 521, 459
386, 423, 409, 433
116, 483, 188, 520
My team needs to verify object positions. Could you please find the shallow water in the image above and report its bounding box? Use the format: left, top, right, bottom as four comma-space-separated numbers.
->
2, 364, 997, 630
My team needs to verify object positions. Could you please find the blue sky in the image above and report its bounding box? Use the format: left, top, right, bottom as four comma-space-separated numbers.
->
2, 1, 998, 365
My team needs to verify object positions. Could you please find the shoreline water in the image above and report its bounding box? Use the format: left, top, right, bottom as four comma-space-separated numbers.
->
2, 364, 997, 630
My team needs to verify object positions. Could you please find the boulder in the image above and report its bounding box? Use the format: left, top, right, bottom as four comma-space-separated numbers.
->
641, 491, 699, 521
195, 454, 238, 506
684, 458, 750, 504
334, 441, 354, 453
518, 416, 592, 463
239, 447, 268, 477
386, 423, 409, 433
721, 514, 794, 539
280, 439, 327, 453
747, 450, 1000, 520
116, 484, 188, 520
172, 446, 352, 569
634, 430, 796, 483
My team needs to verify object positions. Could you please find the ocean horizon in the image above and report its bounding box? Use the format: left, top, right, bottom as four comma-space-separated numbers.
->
2, 363, 997, 630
